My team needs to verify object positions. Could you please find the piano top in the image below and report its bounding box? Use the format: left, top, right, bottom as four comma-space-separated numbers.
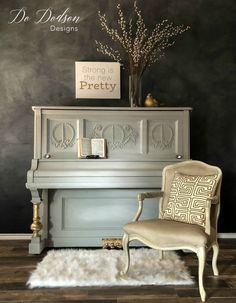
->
32, 106, 192, 111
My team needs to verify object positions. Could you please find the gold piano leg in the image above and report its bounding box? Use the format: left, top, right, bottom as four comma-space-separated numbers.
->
30, 203, 43, 237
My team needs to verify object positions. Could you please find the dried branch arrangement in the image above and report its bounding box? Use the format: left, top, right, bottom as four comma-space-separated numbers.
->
95, 1, 190, 77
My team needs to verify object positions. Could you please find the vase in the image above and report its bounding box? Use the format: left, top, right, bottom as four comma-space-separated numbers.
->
129, 74, 142, 107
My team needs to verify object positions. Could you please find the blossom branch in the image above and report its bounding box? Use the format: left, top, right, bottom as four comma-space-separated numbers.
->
96, 2, 190, 75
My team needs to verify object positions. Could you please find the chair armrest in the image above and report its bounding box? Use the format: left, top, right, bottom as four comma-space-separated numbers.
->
133, 191, 164, 222
204, 195, 220, 235
138, 191, 164, 201
208, 195, 220, 204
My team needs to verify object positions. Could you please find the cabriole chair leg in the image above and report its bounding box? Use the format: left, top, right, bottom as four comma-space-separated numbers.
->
212, 243, 219, 276
159, 250, 164, 260
120, 233, 130, 276
197, 247, 206, 302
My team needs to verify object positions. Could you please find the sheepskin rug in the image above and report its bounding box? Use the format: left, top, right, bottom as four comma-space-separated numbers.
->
27, 248, 193, 288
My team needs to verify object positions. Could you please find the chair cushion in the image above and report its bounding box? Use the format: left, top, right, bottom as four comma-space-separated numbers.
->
123, 219, 209, 248
163, 173, 218, 227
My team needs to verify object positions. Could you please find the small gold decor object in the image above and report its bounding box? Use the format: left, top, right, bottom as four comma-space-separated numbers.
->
144, 93, 160, 107
102, 238, 123, 249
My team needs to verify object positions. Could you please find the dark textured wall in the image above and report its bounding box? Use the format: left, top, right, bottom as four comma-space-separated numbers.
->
0, 0, 235, 232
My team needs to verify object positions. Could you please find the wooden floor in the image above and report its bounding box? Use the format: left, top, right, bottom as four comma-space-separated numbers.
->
0, 239, 236, 303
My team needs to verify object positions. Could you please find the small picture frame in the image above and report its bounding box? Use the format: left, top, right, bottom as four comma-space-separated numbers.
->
75, 61, 121, 99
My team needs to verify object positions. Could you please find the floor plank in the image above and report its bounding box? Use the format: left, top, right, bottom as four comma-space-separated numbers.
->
0, 239, 235, 302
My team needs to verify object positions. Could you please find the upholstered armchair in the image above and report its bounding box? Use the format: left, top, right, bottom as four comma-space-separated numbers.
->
121, 160, 222, 302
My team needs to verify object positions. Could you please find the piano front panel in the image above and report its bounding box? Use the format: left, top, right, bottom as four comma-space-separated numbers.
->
48, 188, 159, 247
40, 109, 187, 160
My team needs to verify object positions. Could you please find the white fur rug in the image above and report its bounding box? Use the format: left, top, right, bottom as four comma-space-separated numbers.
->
27, 248, 193, 288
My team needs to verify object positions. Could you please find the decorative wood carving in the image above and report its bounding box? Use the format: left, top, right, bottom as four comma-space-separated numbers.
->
31, 203, 43, 238
52, 122, 75, 149
102, 238, 122, 249
92, 124, 138, 150
151, 123, 174, 150
30, 189, 43, 238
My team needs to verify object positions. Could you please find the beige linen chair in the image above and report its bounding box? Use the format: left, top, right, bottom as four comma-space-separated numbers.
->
121, 160, 222, 302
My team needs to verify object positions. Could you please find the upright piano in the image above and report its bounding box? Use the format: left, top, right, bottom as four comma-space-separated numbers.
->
26, 106, 191, 253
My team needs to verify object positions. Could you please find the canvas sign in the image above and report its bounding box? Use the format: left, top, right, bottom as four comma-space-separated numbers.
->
75, 61, 120, 99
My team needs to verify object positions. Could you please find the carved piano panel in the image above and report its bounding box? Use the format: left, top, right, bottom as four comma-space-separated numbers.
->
26, 107, 191, 253
40, 109, 187, 160
148, 117, 183, 159
85, 120, 140, 156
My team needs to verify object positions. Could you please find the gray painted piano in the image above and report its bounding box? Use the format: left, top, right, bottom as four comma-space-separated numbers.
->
26, 106, 191, 254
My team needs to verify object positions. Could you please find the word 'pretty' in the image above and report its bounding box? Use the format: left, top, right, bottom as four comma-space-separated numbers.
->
79, 81, 117, 92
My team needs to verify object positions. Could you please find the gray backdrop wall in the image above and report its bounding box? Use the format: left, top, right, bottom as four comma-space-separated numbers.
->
0, 0, 235, 233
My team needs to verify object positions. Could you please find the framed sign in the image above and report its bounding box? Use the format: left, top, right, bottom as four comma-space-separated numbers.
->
75, 61, 121, 99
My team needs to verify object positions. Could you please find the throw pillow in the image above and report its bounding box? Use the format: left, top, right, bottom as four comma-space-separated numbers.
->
163, 173, 218, 227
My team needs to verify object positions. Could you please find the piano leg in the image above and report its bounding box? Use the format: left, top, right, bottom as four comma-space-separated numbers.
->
30, 203, 42, 237
28, 190, 45, 254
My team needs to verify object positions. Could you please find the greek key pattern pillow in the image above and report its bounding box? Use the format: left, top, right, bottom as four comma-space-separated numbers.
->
163, 173, 218, 227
